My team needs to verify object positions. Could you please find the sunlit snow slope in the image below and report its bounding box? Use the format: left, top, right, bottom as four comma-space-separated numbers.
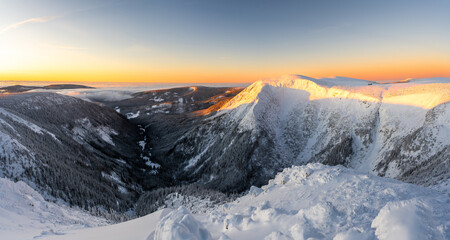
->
41, 164, 450, 240
170, 75, 449, 191
221, 75, 450, 110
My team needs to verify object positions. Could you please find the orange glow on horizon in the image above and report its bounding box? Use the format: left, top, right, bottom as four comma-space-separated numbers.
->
0, 51, 449, 83
1, 69, 449, 84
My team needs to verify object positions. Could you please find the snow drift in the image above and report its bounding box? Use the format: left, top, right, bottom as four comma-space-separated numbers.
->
36, 163, 449, 240
0, 178, 108, 240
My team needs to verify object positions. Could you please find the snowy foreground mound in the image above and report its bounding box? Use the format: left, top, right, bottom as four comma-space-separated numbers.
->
0, 178, 108, 240
33, 164, 449, 240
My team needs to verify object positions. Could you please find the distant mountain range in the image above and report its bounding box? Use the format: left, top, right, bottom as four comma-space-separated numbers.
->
0, 84, 93, 93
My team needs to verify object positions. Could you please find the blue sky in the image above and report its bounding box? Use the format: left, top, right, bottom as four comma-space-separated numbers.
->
1, 0, 449, 82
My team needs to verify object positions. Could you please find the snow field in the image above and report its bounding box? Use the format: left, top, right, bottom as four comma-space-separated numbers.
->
0, 178, 109, 240
35, 163, 449, 240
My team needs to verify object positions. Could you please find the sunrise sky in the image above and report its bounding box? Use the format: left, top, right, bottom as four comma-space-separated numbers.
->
1, 0, 450, 83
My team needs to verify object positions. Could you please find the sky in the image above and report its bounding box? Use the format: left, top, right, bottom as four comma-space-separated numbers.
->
0, 0, 449, 83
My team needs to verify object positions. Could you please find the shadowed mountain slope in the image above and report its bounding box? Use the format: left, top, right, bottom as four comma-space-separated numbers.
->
0, 92, 152, 212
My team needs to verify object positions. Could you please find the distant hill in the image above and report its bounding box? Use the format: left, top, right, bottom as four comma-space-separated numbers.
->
0, 84, 93, 93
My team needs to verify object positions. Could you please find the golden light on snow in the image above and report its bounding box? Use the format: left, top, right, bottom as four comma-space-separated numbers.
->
220, 75, 450, 111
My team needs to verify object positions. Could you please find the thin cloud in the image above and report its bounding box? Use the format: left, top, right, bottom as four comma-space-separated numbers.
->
1, 16, 59, 34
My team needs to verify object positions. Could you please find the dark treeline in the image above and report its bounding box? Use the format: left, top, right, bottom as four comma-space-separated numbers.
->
135, 184, 238, 216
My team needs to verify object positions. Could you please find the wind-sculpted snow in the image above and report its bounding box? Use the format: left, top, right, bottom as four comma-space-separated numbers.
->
36, 164, 449, 240
152, 206, 212, 240
372, 199, 442, 240
201, 164, 448, 239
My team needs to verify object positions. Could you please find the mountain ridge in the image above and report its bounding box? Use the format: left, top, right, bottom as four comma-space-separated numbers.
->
220, 75, 450, 111
159, 75, 450, 192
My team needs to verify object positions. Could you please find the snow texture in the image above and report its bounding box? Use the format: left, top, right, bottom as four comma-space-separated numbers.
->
0, 178, 108, 240
152, 206, 212, 240
29, 164, 449, 240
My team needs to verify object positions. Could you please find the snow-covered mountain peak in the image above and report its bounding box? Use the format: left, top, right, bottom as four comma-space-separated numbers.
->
221, 75, 450, 111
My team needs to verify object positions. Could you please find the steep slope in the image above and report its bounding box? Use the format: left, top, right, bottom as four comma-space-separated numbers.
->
96, 86, 245, 188
0, 92, 153, 212
39, 164, 450, 240
163, 75, 450, 192
0, 177, 109, 240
